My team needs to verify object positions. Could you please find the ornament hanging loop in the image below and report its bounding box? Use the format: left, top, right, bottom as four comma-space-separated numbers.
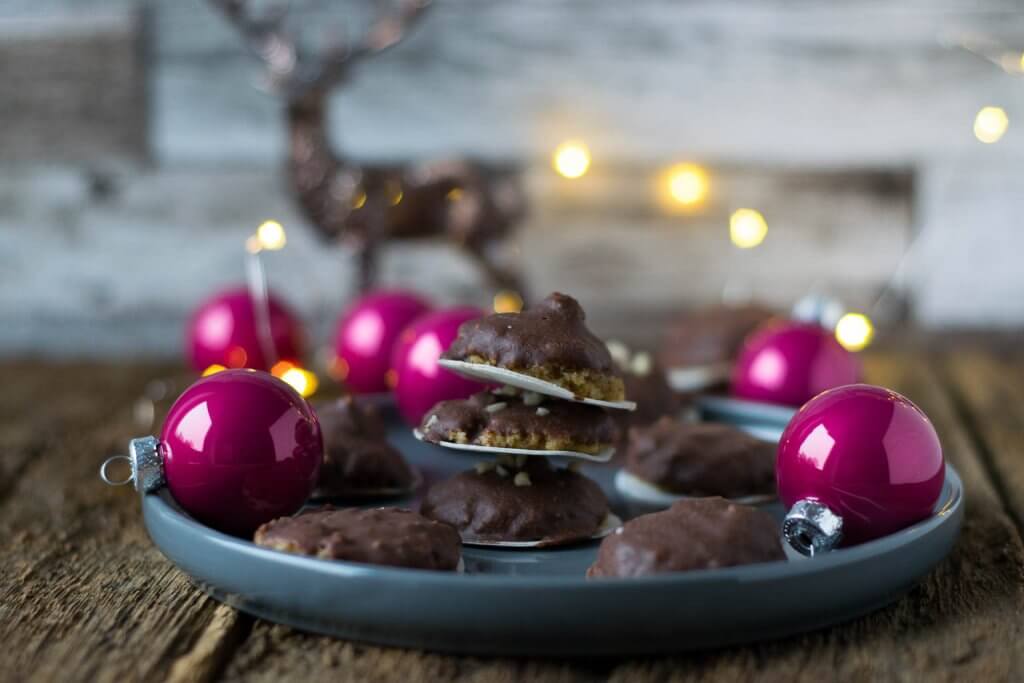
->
98, 436, 166, 493
782, 499, 843, 557
100, 455, 134, 486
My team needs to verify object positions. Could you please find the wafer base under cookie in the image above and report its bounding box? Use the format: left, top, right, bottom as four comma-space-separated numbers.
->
464, 354, 625, 402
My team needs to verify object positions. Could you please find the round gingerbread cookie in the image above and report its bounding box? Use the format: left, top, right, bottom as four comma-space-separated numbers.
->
254, 507, 461, 571
442, 292, 624, 402
420, 390, 619, 454
420, 458, 609, 545
626, 418, 776, 498
315, 397, 415, 496
588, 497, 784, 577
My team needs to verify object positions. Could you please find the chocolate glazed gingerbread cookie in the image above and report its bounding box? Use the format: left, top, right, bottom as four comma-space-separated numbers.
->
421, 458, 610, 545
255, 507, 462, 571
443, 292, 625, 402
419, 391, 619, 455
626, 418, 776, 498
315, 396, 416, 497
588, 497, 784, 577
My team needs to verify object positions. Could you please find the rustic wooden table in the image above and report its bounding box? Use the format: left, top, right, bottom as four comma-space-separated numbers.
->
2, 348, 1023, 682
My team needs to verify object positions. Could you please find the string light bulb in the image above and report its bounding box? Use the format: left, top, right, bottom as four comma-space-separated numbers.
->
974, 106, 1009, 143
834, 312, 875, 352
729, 209, 768, 249
662, 163, 710, 209
256, 220, 287, 251
552, 140, 591, 179
271, 360, 319, 398
493, 290, 524, 313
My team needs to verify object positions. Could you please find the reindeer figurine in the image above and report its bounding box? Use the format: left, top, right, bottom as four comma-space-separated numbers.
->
211, 0, 526, 294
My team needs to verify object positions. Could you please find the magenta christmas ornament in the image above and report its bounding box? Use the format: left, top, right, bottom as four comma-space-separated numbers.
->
731, 320, 860, 407
777, 384, 945, 556
186, 287, 305, 372
333, 290, 432, 393
391, 307, 484, 425
101, 369, 322, 536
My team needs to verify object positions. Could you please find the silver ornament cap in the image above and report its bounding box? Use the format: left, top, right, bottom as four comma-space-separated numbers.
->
782, 499, 843, 557
100, 436, 166, 493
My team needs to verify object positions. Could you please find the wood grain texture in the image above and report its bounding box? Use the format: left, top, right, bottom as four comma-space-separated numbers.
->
221, 353, 1024, 682
0, 13, 147, 163
941, 351, 1024, 530
1, 354, 1022, 682
0, 362, 221, 683
152, 0, 1024, 166
0, 165, 909, 357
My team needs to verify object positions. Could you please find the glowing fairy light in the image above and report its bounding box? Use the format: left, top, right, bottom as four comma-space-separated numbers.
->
552, 140, 591, 179
974, 106, 1009, 143
272, 360, 319, 398
835, 312, 875, 352
729, 209, 768, 249
256, 220, 287, 251
202, 364, 227, 377
663, 163, 710, 208
493, 290, 524, 313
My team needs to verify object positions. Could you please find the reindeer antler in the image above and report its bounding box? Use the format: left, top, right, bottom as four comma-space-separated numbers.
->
211, 0, 299, 88
210, 0, 430, 94
313, 0, 430, 88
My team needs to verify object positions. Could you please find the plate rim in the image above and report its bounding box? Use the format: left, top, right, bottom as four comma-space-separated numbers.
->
143, 463, 963, 589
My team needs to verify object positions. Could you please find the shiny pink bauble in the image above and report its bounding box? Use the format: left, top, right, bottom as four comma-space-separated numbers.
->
333, 290, 432, 393
777, 383, 945, 545
390, 307, 484, 425
186, 287, 305, 372
731, 320, 861, 406
159, 369, 322, 536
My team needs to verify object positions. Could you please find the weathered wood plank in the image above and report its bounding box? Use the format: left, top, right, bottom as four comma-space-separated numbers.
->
0, 13, 147, 164
220, 353, 1024, 682
941, 350, 1024, 529
0, 363, 223, 683
152, 0, 1024, 166
0, 165, 909, 357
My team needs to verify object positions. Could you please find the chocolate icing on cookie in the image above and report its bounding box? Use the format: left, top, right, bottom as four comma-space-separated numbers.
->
316, 397, 414, 496
442, 293, 624, 401
420, 391, 619, 454
254, 507, 462, 570
625, 418, 776, 497
421, 458, 609, 544
658, 303, 776, 369
587, 497, 784, 577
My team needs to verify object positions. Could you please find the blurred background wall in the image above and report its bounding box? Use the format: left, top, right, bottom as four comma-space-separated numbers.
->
2, 0, 1023, 357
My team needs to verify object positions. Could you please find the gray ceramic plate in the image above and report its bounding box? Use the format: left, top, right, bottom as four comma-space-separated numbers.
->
141, 404, 963, 656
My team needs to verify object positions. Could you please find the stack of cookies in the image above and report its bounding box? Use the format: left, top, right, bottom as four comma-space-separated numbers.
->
416, 292, 636, 546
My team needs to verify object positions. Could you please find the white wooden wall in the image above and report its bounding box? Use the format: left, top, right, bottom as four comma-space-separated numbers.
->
1, 1, 1022, 357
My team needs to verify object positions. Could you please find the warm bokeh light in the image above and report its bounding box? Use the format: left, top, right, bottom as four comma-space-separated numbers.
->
835, 312, 875, 352
552, 140, 591, 179
729, 208, 768, 248
446, 187, 464, 202
279, 366, 319, 398
974, 106, 1009, 143
201, 364, 227, 377
493, 290, 524, 313
327, 354, 350, 382
663, 163, 710, 208
256, 220, 287, 251
270, 360, 294, 377
353, 190, 368, 209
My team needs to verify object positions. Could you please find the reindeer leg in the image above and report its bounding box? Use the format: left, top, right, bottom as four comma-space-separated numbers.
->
355, 239, 379, 293
464, 240, 527, 301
